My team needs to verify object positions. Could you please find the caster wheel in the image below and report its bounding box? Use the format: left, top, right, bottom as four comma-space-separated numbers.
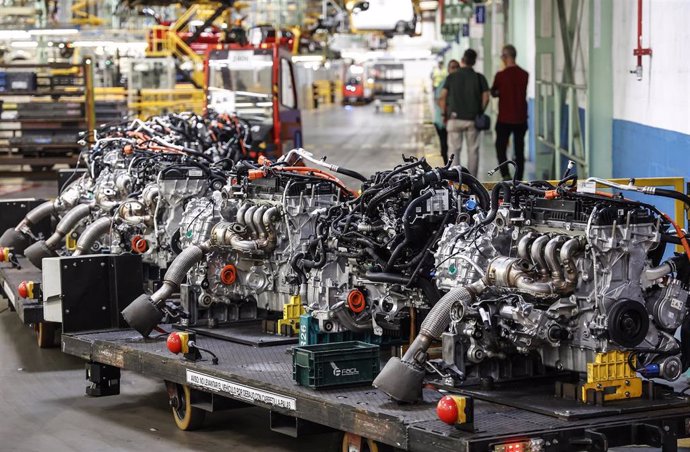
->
339, 432, 395, 452
36, 321, 60, 348
168, 383, 205, 431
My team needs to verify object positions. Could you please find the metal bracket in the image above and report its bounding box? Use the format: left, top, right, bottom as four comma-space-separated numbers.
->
85, 361, 120, 397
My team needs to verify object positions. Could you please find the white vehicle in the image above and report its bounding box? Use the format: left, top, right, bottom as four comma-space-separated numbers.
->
348, 0, 417, 37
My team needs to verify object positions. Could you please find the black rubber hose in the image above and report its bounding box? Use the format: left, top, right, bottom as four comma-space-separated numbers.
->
654, 188, 690, 210
480, 182, 512, 227
380, 159, 426, 185
364, 182, 409, 218
335, 167, 367, 182
385, 191, 434, 272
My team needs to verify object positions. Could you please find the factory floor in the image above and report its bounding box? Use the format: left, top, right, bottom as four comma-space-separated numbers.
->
0, 98, 652, 452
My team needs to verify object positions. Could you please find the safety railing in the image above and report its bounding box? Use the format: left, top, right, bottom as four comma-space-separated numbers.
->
535, 80, 588, 178
146, 25, 206, 88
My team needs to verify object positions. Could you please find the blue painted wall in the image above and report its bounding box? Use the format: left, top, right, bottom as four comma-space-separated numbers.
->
612, 119, 690, 179
612, 119, 690, 230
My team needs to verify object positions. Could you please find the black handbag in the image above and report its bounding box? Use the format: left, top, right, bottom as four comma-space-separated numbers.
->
474, 72, 490, 131
475, 112, 490, 130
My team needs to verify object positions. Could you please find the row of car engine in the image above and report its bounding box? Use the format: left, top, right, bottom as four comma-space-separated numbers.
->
2, 112, 690, 404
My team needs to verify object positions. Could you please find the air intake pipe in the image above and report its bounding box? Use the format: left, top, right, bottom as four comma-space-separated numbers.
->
0, 201, 57, 254
373, 280, 486, 402
72, 217, 112, 256
24, 204, 91, 269
122, 242, 210, 337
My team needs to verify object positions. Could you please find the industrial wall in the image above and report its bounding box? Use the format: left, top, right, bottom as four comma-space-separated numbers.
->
611, 0, 690, 180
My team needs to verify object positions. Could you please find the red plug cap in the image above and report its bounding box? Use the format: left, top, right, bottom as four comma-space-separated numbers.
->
167, 332, 182, 354
436, 395, 459, 425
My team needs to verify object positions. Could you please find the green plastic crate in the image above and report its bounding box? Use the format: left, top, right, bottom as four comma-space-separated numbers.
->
292, 341, 380, 389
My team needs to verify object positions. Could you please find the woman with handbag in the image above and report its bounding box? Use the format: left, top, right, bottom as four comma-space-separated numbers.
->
438, 48, 490, 176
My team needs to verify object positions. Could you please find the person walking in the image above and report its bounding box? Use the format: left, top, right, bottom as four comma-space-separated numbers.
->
491, 44, 529, 180
438, 49, 490, 176
432, 59, 460, 165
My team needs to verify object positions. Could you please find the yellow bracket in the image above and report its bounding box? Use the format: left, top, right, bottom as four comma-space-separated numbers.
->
581, 351, 642, 402
65, 233, 78, 251
277, 295, 305, 336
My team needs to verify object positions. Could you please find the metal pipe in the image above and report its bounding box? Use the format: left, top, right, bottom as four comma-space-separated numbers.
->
530, 234, 550, 276
73, 216, 111, 256
545, 235, 567, 284
518, 232, 539, 260
45, 204, 92, 249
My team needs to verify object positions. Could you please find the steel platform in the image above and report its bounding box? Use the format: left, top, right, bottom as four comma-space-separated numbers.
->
62, 328, 690, 452
0, 257, 43, 325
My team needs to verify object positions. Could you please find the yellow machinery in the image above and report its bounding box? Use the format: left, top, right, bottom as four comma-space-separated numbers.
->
71, 0, 104, 26
146, 2, 234, 89
581, 351, 643, 402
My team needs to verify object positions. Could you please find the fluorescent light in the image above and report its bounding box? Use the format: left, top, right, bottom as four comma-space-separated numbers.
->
28, 28, 79, 36
0, 30, 30, 39
292, 55, 324, 63
11, 41, 38, 48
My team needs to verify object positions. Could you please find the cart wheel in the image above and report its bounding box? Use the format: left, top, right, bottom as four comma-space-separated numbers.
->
169, 383, 205, 431
36, 321, 59, 348
339, 432, 395, 452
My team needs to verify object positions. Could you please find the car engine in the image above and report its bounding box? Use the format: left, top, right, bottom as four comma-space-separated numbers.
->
375, 178, 690, 402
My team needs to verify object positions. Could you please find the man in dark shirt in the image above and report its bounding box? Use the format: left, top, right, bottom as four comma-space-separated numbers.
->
491, 44, 529, 180
438, 49, 490, 176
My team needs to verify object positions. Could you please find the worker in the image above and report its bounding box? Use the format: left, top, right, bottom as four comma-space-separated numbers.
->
433, 59, 460, 165
438, 49, 490, 176
431, 60, 447, 90
491, 44, 529, 181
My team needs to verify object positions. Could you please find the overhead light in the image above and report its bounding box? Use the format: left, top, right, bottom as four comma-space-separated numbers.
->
11, 41, 38, 48
291, 55, 324, 63
28, 28, 79, 36
0, 30, 31, 40
419, 1, 439, 10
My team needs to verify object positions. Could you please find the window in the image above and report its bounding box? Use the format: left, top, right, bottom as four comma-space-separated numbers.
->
280, 59, 296, 109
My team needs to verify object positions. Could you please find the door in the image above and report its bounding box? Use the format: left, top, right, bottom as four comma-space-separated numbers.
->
275, 47, 302, 155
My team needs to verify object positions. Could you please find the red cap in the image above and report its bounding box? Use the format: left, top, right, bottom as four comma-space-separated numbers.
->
17, 281, 30, 299
436, 395, 459, 425
167, 332, 182, 354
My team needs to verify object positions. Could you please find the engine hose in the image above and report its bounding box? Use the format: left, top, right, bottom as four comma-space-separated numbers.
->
457, 172, 490, 210
332, 302, 374, 332
380, 159, 426, 185
289, 252, 308, 284
299, 238, 327, 269
45, 204, 92, 249
151, 243, 208, 306
373, 281, 484, 402
334, 167, 367, 182
654, 188, 690, 210
385, 192, 434, 271
365, 183, 409, 218
23, 200, 57, 228
480, 182, 512, 227
73, 217, 112, 256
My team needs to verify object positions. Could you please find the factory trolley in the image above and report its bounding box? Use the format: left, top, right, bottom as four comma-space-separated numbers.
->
62, 327, 690, 452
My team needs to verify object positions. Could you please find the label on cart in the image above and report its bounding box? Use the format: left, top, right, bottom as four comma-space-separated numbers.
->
186, 369, 296, 411
3, 281, 15, 307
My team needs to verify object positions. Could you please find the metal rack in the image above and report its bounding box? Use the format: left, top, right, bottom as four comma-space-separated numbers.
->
0, 60, 95, 177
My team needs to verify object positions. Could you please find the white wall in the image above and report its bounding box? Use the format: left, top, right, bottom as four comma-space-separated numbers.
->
612, 0, 690, 135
